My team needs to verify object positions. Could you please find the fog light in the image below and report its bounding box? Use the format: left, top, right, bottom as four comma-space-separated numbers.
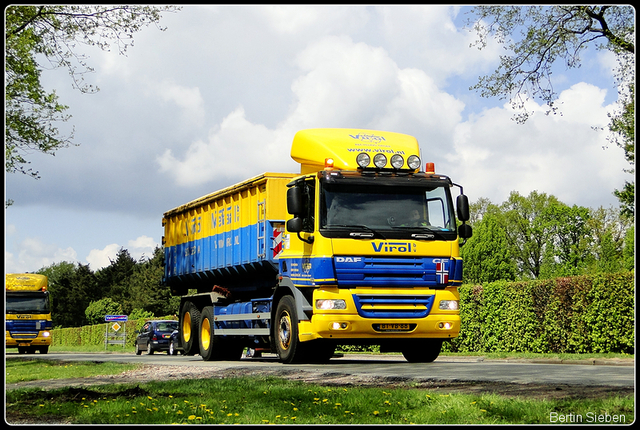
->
316, 299, 347, 310
373, 153, 387, 168
390, 154, 404, 169
331, 322, 349, 330
439, 300, 459, 311
438, 322, 453, 330
356, 152, 370, 168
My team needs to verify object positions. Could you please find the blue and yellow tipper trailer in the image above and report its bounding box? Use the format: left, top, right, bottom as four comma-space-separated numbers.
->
162, 128, 472, 363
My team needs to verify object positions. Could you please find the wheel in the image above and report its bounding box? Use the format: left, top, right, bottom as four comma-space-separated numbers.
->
401, 339, 443, 363
39, 346, 49, 354
169, 340, 176, 355
180, 301, 201, 355
199, 306, 243, 361
275, 295, 307, 364
146, 342, 154, 355
199, 306, 215, 361
135, 341, 142, 355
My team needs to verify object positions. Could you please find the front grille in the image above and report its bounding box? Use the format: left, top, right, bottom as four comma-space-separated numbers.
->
352, 294, 435, 318
335, 256, 455, 287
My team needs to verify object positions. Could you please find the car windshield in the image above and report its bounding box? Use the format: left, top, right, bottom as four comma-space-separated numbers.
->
321, 181, 456, 232
156, 322, 178, 332
6, 294, 50, 314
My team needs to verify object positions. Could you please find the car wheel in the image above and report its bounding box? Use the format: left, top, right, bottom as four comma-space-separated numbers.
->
135, 341, 142, 355
169, 341, 176, 355
146, 342, 154, 355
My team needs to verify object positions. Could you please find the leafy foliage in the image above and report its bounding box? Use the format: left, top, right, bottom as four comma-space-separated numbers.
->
446, 272, 634, 354
85, 298, 124, 325
4, 5, 178, 179
38, 246, 179, 328
463, 192, 633, 282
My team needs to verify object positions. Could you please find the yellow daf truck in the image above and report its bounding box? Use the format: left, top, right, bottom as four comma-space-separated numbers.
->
162, 128, 472, 363
5, 273, 52, 354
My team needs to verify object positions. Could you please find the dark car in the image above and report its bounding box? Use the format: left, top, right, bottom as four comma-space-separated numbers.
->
168, 329, 183, 355
135, 320, 179, 355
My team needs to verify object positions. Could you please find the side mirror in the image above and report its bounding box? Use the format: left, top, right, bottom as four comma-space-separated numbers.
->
286, 217, 303, 233
287, 186, 303, 215
458, 224, 473, 239
456, 195, 470, 222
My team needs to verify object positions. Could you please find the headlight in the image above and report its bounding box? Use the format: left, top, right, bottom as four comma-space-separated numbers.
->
42, 331, 51, 337
407, 155, 421, 170
316, 299, 347, 310
390, 154, 404, 169
439, 300, 459, 311
373, 153, 387, 168
356, 152, 370, 168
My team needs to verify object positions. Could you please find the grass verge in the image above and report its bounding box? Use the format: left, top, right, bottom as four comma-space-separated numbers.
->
5, 359, 634, 425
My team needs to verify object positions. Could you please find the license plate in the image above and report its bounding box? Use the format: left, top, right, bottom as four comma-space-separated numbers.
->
162, 334, 171, 339
378, 324, 411, 331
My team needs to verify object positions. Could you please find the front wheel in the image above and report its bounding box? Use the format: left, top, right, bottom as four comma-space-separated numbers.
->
401, 339, 443, 363
275, 295, 306, 364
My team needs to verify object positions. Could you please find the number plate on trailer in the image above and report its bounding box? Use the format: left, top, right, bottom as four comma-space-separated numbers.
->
374, 323, 412, 332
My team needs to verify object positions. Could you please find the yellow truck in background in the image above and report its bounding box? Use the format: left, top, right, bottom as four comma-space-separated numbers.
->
162, 128, 472, 363
5, 273, 52, 354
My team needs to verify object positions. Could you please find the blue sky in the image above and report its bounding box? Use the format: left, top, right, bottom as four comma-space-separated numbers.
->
5, 5, 630, 273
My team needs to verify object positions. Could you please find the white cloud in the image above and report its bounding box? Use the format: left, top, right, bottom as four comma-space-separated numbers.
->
449, 82, 627, 208
86, 244, 121, 271
5, 237, 78, 274
85, 236, 160, 270
157, 35, 467, 187
153, 80, 206, 126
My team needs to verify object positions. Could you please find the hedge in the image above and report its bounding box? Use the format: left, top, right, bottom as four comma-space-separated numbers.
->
446, 272, 635, 354
51, 317, 174, 349
51, 272, 634, 354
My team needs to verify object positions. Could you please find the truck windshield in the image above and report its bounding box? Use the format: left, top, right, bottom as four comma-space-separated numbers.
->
320, 179, 457, 237
6, 294, 50, 314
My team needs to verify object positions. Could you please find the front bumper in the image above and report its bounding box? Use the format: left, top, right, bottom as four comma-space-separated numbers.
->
298, 287, 460, 342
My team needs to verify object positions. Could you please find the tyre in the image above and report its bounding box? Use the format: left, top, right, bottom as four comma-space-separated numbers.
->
146, 342, 154, 355
401, 339, 443, 363
169, 340, 176, 355
275, 295, 307, 364
199, 306, 243, 361
135, 341, 142, 355
39, 346, 49, 354
180, 301, 201, 355
199, 306, 215, 361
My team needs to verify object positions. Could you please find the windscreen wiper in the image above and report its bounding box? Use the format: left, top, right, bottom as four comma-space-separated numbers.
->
326, 224, 387, 239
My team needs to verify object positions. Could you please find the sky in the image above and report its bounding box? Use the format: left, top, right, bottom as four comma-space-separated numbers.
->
5, 5, 631, 273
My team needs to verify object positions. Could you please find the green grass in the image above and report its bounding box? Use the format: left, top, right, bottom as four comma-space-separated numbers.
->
5, 358, 635, 425
6, 358, 140, 384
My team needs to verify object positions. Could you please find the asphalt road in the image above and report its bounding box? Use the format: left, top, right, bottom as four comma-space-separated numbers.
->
7, 351, 634, 388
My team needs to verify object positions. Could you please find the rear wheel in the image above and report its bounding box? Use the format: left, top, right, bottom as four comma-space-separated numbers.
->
180, 301, 201, 355
199, 306, 243, 361
401, 339, 443, 363
135, 342, 142, 355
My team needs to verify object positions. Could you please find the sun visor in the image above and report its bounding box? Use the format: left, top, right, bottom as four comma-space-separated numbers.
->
291, 128, 420, 174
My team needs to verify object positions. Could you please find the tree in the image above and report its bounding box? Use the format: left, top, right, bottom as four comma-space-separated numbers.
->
5, 5, 178, 179
466, 5, 634, 122
85, 297, 124, 325
129, 247, 180, 316
461, 204, 517, 284
466, 6, 635, 213
95, 248, 137, 310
